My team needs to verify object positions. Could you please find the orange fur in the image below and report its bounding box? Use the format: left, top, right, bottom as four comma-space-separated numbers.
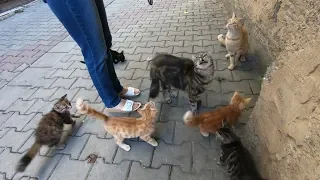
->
217, 12, 249, 70
183, 91, 252, 137
76, 99, 158, 151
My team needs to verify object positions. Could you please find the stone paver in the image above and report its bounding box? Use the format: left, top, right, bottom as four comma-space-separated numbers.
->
114, 140, 154, 167
171, 167, 214, 180
48, 155, 92, 180
0, 0, 263, 179
79, 135, 117, 163
0, 128, 33, 152
0, 112, 36, 131
152, 141, 192, 171
86, 159, 130, 180
128, 162, 170, 180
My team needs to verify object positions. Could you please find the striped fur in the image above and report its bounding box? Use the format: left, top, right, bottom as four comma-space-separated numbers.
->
149, 53, 215, 114
16, 94, 75, 172
216, 125, 266, 180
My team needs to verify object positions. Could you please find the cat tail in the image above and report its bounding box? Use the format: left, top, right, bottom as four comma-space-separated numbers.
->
16, 142, 41, 172
149, 67, 160, 99
183, 111, 202, 127
217, 34, 226, 46
76, 98, 109, 121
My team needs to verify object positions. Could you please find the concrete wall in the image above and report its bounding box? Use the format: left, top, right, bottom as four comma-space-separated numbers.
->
220, 0, 320, 179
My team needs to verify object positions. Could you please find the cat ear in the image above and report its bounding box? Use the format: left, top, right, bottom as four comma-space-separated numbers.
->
61, 94, 67, 99
121, 51, 124, 54
244, 97, 252, 104
232, 12, 236, 18
192, 55, 196, 60
238, 18, 244, 26
233, 91, 239, 97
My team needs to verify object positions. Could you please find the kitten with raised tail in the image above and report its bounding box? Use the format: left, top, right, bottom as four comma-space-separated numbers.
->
218, 12, 249, 70
16, 94, 76, 172
76, 98, 158, 151
216, 122, 267, 180
183, 91, 251, 137
149, 53, 215, 114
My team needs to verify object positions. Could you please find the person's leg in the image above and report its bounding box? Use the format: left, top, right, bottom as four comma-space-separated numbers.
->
94, 0, 112, 49
46, 0, 139, 109
94, 0, 140, 96
94, 0, 123, 93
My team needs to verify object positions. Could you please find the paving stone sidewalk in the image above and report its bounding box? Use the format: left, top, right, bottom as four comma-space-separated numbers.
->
0, 0, 263, 179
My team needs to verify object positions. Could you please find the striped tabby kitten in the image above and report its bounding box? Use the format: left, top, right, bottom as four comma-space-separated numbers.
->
216, 123, 266, 180
149, 53, 215, 114
16, 94, 76, 172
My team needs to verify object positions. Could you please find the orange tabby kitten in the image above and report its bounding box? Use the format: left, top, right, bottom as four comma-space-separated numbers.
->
218, 12, 249, 70
183, 91, 251, 137
76, 98, 158, 151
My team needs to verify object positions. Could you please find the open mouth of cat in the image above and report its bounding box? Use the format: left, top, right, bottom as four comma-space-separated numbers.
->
198, 61, 208, 65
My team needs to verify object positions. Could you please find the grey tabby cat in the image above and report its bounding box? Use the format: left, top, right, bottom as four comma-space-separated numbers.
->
16, 94, 78, 172
216, 121, 267, 180
149, 53, 215, 114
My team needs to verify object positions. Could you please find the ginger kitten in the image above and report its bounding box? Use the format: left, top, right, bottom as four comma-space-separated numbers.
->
76, 98, 158, 151
183, 91, 252, 137
218, 12, 249, 70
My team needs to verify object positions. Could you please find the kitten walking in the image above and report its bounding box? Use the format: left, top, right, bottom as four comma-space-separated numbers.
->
183, 91, 251, 137
216, 123, 267, 180
76, 98, 158, 151
149, 53, 215, 114
80, 49, 125, 64
16, 94, 76, 172
218, 12, 249, 70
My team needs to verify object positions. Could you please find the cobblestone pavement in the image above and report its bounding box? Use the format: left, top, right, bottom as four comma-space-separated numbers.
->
0, 0, 263, 179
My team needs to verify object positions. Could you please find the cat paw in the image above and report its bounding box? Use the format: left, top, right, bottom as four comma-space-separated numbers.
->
191, 109, 199, 115
201, 132, 209, 137
120, 144, 131, 152
216, 160, 224, 166
76, 98, 87, 113
225, 54, 230, 58
240, 56, 247, 62
169, 90, 178, 98
228, 65, 235, 70
149, 139, 158, 147
197, 100, 202, 107
56, 144, 66, 150
165, 97, 172, 104
217, 34, 224, 39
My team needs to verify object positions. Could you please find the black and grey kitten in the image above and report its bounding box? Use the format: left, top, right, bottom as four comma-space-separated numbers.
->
80, 49, 125, 64
216, 121, 267, 180
149, 53, 215, 114
16, 94, 78, 172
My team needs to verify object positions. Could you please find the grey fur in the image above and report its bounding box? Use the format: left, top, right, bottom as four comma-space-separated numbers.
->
149, 53, 215, 114
216, 123, 266, 180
